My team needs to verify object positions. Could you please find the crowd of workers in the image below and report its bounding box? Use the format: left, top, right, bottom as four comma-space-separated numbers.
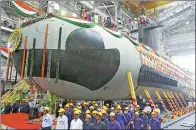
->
1, 99, 162, 130
43, 100, 162, 130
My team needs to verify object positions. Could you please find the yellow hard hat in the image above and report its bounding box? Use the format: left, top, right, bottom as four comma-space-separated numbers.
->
74, 110, 80, 115
135, 112, 139, 115
85, 110, 91, 114
58, 108, 65, 113
97, 112, 102, 117
92, 101, 96, 104
153, 109, 159, 113
77, 106, 82, 110
86, 114, 91, 119
117, 106, 121, 110
94, 104, 98, 107
102, 106, 107, 111
78, 110, 82, 114
125, 107, 129, 110
101, 109, 106, 114
92, 110, 98, 114
151, 112, 156, 115
109, 112, 115, 117
65, 104, 69, 108
73, 108, 78, 112
111, 107, 115, 110
106, 104, 109, 106
89, 106, 94, 109
69, 103, 73, 106
44, 107, 50, 111
142, 110, 147, 113
83, 102, 87, 105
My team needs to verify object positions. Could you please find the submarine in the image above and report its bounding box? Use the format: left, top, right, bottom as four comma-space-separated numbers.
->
7, 14, 195, 100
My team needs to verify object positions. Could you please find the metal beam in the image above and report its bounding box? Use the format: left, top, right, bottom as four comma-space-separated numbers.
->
165, 43, 195, 52
168, 48, 195, 56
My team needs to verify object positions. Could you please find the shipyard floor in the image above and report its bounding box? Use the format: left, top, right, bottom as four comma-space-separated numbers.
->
162, 111, 195, 129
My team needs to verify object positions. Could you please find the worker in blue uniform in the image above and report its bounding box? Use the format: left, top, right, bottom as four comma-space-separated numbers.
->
115, 106, 127, 129
101, 109, 109, 129
4, 101, 12, 114
108, 112, 121, 130
64, 104, 72, 129
154, 109, 162, 128
124, 107, 132, 122
12, 99, 20, 113
132, 112, 143, 129
83, 114, 93, 130
141, 110, 149, 129
91, 110, 97, 123
149, 112, 161, 129
92, 112, 107, 129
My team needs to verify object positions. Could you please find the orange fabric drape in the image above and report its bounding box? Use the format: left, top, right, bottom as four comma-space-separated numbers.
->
20, 36, 27, 80
41, 24, 48, 79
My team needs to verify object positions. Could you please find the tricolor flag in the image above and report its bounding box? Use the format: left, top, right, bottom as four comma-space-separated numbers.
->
11, 1, 38, 17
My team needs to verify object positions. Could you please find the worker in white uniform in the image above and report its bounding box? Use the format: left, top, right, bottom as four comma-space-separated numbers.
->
41, 107, 53, 130
56, 108, 68, 129
70, 110, 83, 129
144, 102, 152, 113
144, 102, 152, 118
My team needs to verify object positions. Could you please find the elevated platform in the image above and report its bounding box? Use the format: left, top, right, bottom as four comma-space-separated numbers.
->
162, 111, 195, 129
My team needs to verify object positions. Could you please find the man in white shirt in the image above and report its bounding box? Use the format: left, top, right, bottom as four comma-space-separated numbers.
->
56, 108, 68, 129
144, 102, 152, 113
41, 107, 53, 130
70, 110, 83, 129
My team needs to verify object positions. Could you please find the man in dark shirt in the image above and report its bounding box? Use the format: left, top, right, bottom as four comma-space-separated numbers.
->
4, 101, 12, 114
12, 99, 20, 113
92, 112, 107, 129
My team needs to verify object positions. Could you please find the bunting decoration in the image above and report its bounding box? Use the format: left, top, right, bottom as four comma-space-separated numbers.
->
30, 38, 36, 78
11, 1, 38, 17
5, 52, 11, 81
55, 27, 62, 83
24, 42, 30, 79
103, 27, 123, 38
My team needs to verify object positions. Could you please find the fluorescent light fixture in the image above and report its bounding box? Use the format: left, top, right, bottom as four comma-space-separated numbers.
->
61, 10, 66, 15
185, 21, 189, 25
72, 13, 77, 17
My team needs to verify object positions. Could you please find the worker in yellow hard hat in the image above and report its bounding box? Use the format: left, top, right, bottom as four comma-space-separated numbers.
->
108, 112, 121, 129
56, 108, 68, 129
153, 109, 161, 125
94, 103, 99, 110
89, 106, 94, 112
115, 106, 127, 129
85, 110, 91, 115
64, 104, 72, 129
91, 110, 97, 123
141, 110, 149, 129
149, 112, 161, 129
70, 110, 83, 129
123, 107, 132, 123
83, 114, 93, 129
42, 107, 53, 129
101, 110, 109, 128
110, 107, 115, 112
132, 112, 143, 129
92, 112, 106, 129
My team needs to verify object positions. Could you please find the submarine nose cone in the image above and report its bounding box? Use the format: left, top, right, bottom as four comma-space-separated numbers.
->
12, 28, 120, 91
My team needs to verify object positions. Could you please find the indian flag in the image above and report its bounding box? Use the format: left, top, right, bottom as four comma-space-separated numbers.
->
11, 1, 37, 17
